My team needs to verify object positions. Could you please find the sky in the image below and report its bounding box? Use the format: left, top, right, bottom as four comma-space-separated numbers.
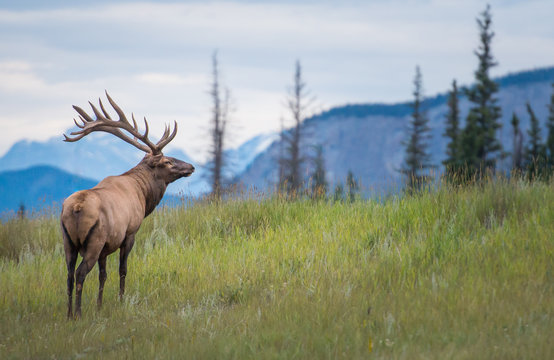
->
0, 0, 553, 162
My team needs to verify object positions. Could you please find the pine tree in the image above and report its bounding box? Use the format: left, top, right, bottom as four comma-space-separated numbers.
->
346, 170, 359, 203
333, 183, 344, 202
525, 103, 545, 179
510, 112, 524, 173
443, 79, 461, 180
401, 65, 433, 190
310, 145, 327, 199
546, 83, 554, 170
17, 202, 25, 219
460, 4, 502, 177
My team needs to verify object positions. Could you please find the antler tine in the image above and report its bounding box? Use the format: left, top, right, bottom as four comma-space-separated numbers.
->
79, 115, 88, 126
98, 98, 113, 120
131, 113, 139, 132
154, 120, 178, 151
143, 117, 149, 139
89, 101, 110, 123
73, 118, 85, 129
102, 91, 158, 153
63, 132, 87, 142
105, 91, 131, 126
159, 124, 170, 143
73, 105, 94, 123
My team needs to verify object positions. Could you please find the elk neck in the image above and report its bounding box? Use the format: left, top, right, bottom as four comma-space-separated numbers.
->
123, 161, 167, 217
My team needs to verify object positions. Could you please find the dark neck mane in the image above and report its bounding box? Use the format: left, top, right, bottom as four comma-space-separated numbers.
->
123, 161, 167, 217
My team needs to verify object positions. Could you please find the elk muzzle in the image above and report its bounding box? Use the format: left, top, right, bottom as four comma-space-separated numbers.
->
177, 160, 195, 178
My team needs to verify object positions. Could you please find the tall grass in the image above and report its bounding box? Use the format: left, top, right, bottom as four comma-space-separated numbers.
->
0, 179, 552, 359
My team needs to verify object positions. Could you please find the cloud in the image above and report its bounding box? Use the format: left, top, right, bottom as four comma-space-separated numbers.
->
135, 72, 207, 86
0, 0, 553, 158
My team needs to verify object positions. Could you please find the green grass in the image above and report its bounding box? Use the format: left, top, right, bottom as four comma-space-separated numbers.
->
1, 180, 553, 359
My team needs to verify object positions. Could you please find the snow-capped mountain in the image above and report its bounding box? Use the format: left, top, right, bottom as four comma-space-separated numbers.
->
0, 129, 278, 198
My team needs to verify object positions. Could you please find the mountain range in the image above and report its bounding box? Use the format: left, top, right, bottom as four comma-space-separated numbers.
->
0, 130, 277, 215
1, 66, 553, 214
0, 165, 97, 216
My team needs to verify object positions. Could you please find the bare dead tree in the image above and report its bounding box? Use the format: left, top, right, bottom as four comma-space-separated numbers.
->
280, 60, 311, 196
207, 51, 232, 198
277, 116, 286, 191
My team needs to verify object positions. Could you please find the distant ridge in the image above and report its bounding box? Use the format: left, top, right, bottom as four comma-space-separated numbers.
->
311, 66, 554, 122
0, 165, 188, 217
496, 66, 554, 87
0, 165, 97, 215
237, 66, 554, 194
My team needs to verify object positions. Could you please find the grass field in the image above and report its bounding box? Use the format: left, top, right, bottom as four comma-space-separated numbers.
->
0, 180, 553, 359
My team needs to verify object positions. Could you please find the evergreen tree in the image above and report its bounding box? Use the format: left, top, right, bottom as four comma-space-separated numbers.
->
443, 79, 461, 180
310, 145, 327, 199
525, 102, 545, 179
346, 170, 359, 203
401, 65, 433, 190
546, 83, 554, 170
17, 202, 25, 220
333, 182, 344, 202
510, 112, 524, 173
460, 4, 502, 177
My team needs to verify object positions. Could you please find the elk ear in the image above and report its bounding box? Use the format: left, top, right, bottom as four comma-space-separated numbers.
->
144, 153, 164, 168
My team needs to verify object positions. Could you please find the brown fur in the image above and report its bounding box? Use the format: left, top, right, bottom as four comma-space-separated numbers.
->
61, 98, 194, 319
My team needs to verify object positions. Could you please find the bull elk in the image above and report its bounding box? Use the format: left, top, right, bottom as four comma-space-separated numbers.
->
61, 92, 194, 319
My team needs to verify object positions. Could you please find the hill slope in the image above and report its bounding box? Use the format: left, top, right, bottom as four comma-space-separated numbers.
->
0, 134, 199, 194
0, 165, 192, 216
1, 181, 552, 358
238, 67, 554, 193
0, 131, 277, 197
0, 165, 97, 215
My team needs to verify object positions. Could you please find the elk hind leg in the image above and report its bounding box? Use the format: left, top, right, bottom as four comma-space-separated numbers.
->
119, 234, 136, 302
97, 255, 107, 310
74, 237, 105, 319
64, 237, 78, 320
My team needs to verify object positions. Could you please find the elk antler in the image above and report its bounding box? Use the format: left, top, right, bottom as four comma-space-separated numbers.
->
63, 91, 178, 155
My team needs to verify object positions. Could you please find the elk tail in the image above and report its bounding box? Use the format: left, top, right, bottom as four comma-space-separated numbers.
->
61, 194, 100, 248
75, 207, 99, 248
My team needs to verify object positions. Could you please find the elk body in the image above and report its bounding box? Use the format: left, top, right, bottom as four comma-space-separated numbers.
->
61, 93, 194, 319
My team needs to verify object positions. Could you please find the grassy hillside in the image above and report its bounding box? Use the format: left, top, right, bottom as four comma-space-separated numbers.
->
0, 180, 552, 359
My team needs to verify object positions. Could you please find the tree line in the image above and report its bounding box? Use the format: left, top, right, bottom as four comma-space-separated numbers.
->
403, 4, 554, 191
206, 55, 358, 200
206, 4, 554, 200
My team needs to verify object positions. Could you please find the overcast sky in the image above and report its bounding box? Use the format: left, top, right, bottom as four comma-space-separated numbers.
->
1, 0, 553, 161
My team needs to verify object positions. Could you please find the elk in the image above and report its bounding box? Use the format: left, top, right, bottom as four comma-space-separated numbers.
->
61, 92, 194, 319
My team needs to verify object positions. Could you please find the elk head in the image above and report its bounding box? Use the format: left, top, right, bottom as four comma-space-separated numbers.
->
63, 91, 195, 183
143, 153, 195, 185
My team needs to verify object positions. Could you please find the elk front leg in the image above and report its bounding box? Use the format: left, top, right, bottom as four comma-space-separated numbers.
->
97, 255, 107, 310
119, 234, 136, 302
